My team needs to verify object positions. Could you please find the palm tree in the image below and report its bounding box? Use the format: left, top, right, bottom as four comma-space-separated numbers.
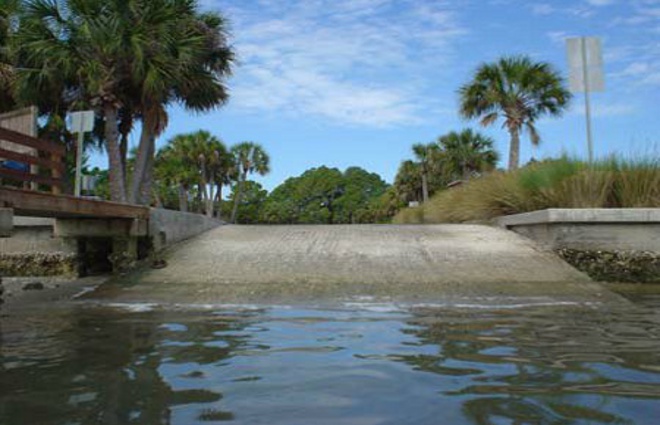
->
128, 4, 234, 205
154, 142, 197, 212
230, 142, 270, 224
438, 129, 499, 180
394, 160, 423, 204
412, 143, 441, 203
15, 0, 135, 201
459, 56, 571, 170
167, 131, 230, 217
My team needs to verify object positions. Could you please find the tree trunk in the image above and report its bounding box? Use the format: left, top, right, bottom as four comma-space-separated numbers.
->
120, 132, 128, 181
178, 184, 188, 212
138, 136, 155, 205
508, 127, 521, 170
129, 124, 153, 205
206, 178, 215, 218
215, 184, 223, 220
230, 172, 247, 224
104, 105, 126, 203
421, 173, 429, 203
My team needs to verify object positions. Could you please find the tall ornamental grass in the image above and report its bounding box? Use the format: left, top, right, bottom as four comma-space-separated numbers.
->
393, 156, 660, 224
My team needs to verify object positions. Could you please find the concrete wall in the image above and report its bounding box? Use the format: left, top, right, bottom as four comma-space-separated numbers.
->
497, 208, 660, 252
2, 209, 221, 255
149, 208, 222, 251
0, 217, 77, 254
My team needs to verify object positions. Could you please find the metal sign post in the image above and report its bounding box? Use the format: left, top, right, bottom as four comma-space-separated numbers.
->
566, 37, 604, 163
69, 111, 95, 197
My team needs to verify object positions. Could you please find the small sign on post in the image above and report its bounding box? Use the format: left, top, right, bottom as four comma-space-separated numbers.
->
566, 37, 604, 163
69, 110, 95, 197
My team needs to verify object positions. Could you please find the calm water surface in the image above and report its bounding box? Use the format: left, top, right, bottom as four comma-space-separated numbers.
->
1, 292, 660, 424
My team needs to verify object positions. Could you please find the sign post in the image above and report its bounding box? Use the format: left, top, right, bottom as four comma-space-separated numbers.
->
566, 37, 604, 163
69, 111, 95, 197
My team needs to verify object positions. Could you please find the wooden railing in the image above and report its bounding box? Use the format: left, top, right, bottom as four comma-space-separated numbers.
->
0, 126, 65, 194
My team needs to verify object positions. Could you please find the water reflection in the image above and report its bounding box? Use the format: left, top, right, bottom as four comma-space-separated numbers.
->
0, 298, 659, 425
0, 308, 256, 424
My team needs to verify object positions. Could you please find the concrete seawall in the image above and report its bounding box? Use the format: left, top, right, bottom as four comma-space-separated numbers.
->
498, 209, 660, 282
1, 209, 222, 276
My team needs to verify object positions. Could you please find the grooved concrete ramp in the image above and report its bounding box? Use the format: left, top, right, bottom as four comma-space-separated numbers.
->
103, 225, 612, 304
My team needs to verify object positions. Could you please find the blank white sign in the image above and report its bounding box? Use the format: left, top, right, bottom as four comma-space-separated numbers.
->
566, 37, 604, 92
70, 110, 95, 133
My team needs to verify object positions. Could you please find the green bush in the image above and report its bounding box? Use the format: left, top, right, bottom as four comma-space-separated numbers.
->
393, 156, 660, 224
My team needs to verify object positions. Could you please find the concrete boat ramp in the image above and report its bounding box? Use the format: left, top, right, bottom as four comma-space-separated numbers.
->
102, 225, 621, 305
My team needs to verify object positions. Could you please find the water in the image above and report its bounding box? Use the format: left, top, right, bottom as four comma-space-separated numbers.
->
1, 292, 660, 424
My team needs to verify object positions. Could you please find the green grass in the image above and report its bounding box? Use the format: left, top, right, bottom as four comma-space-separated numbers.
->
393, 156, 660, 224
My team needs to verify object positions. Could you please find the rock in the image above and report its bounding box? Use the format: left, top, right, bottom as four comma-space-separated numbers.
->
22, 282, 45, 291
151, 259, 168, 269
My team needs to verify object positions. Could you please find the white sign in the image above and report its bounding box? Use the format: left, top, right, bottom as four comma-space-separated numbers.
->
70, 110, 95, 133
70, 110, 95, 197
566, 37, 604, 93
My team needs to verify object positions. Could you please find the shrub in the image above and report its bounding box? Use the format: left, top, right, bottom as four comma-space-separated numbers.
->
393, 156, 660, 223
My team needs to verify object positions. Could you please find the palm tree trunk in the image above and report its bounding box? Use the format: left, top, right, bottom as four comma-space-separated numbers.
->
508, 127, 521, 170
104, 105, 126, 203
421, 173, 429, 203
206, 178, 215, 218
129, 124, 153, 205
138, 136, 155, 205
230, 172, 247, 224
178, 184, 188, 212
215, 184, 223, 220
120, 132, 128, 181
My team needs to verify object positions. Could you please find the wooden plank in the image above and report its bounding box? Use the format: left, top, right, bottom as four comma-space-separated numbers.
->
0, 127, 66, 155
0, 148, 66, 172
0, 187, 149, 219
0, 168, 63, 188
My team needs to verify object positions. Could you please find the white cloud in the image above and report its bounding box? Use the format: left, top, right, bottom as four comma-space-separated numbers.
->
207, 0, 466, 127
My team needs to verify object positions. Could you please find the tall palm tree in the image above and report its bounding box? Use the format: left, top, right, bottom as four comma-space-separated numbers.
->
438, 129, 499, 180
412, 142, 441, 203
128, 4, 234, 205
230, 142, 270, 224
15, 0, 135, 201
459, 56, 571, 170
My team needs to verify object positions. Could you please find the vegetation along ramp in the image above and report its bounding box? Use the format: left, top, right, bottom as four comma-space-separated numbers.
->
101, 225, 627, 305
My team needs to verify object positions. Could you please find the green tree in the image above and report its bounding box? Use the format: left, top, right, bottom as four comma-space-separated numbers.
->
438, 129, 499, 180
412, 143, 441, 203
230, 142, 270, 224
224, 180, 267, 224
0, 0, 20, 112
335, 167, 388, 223
394, 160, 423, 204
260, 166, 388, 225
459, 56, 571, 170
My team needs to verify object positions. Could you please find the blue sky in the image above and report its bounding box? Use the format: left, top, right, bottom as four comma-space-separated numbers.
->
93, 0, 660, 190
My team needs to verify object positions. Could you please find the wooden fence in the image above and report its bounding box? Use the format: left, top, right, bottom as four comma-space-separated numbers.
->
0, 126, 65, 194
